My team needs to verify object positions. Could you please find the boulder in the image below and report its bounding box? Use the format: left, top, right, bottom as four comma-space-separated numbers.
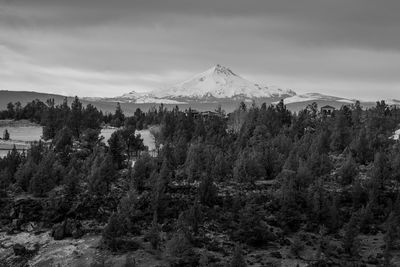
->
52, 222, 65, 240
12, 243, 39, 258
13, 244, 27, 256
51, 219, 84, 240
270, 251, 282, 259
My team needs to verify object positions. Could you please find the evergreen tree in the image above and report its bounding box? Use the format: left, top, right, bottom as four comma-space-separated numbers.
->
29, 152, 58, 197
330, 109, 351, 152
15, 159, 37, 191
102, 213, 126, 251
343, 212, 361, 257
339, 155, 358, 185
370, 152, 389, 190
198, 173, 217, 206
82, 104, 102, 130
53, 127, 73, 166
68, 96, 83, 138
184, 142, 205, 181
88, 152, 116, 196
108, 130, 126, 169
64, 165, 80, 199
132, 153, 156, 192
350, 128, 371, 164
6, 102, 15, 118
3, 129, 10, 140
111, 102, 125, 127
42, 99, 57, 140
146, 219, 161, 250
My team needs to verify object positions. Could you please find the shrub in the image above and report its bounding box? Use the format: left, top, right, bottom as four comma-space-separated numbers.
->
230, 244, 247, 267
166, 230, 198, 266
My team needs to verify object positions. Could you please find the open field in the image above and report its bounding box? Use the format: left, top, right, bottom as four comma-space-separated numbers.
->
0, 121, 155, 158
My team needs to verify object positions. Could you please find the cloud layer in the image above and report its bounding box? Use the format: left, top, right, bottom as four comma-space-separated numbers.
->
1, 0, 399, 99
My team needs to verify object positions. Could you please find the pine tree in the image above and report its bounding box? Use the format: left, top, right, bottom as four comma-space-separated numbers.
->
132, 153, 156, 192
108, 131, 126, 169
111, 102, 125, 127
82, 104, 102, 130
339, 155, 358, 185
198, 173, 217, 206
184, 142, 204, 181
68, 96, 83, 138
370, 152, 389, 190
102, 213, 126, 251
29, 152, 57, 197
88, 152, 116, 196
350, 128, 371, 164
15, 159, 37, 191
146, 219, 161, 250
330, 110, 351, 152
3, 129, 10, 140
64, 166, 80, 199
343, 212, 361, 257
42, 99, 57, 140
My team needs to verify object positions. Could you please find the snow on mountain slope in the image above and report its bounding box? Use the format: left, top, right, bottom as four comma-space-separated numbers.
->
155, 64, 296, 99
385, 99, 400, 106
279, 93, 355, 105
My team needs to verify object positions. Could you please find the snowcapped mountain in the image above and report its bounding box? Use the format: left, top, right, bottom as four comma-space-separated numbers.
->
115, 64, 296, 103
155, 64, 296, 100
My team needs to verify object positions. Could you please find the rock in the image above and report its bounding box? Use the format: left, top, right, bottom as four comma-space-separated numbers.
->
64, 219, 74, 236
367, 255, 379, 265
52, 219, 84, 240
52, 222, 65, 240
280, 238, 291, 246
270, 251, 282, 258
72, 226, 84, 239
13, 243, 27, 256
21, 222, 36, 232
11, 218, 20, 229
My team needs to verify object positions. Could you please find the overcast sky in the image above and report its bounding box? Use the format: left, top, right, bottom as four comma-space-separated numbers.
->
1, 0, 399, 100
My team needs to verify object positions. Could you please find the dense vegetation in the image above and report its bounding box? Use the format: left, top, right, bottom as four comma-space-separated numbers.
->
1, 97, 400, 266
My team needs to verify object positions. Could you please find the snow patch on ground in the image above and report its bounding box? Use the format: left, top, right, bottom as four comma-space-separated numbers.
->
391, 129, 400, 140
279, 92, 355, 105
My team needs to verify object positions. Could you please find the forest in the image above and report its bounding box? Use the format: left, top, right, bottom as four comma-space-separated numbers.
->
1, 97, 400, 266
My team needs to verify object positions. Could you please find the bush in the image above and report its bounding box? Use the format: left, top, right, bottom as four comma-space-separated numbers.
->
166, 230, 198, 266
102, 213, 126, 251
145, 220, 161, 250
230, 244, 247, 267
290, 234, 304, 257
233, 203, 277, 247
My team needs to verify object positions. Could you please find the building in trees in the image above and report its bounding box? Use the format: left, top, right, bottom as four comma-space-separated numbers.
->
320, 105, 335, 116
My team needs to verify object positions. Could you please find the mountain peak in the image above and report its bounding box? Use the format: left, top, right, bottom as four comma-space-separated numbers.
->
210, 64, 237, 77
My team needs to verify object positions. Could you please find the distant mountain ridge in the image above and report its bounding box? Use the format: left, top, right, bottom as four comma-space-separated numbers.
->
1, 64, 399, 114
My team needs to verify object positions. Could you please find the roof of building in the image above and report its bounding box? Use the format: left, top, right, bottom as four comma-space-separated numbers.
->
321, 105, 336, 109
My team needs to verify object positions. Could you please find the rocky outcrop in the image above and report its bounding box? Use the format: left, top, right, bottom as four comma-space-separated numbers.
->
51, 219, 84, 240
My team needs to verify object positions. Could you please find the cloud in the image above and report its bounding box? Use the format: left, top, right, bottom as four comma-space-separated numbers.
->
0, 0, 399, 99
